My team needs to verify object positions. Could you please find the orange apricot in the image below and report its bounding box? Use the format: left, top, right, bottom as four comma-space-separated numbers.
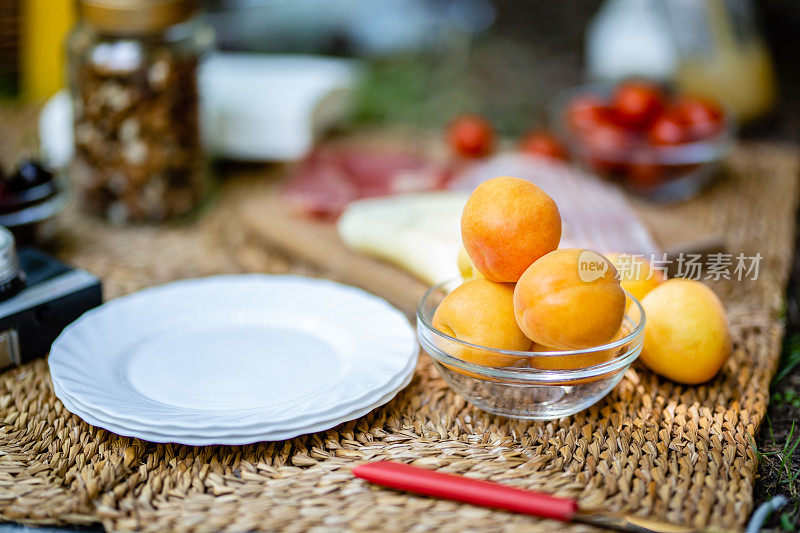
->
461, 176, 561, 282
513, 249, 625, 349
432, 278, 530, 368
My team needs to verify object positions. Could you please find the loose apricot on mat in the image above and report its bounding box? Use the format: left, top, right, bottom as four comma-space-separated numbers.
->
513, 249, 626, 350
461, 176, 561, 283
432, 278, 530, 368
634, 279, 732, 384
606, 252, 665, 307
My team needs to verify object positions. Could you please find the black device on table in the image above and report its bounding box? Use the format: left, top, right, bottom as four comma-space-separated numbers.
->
0, 226, 102, 370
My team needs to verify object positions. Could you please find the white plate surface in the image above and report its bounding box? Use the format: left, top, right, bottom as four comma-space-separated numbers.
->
54, 346, 417, 436
50, 275, 417, 431
53, 372, 413, 445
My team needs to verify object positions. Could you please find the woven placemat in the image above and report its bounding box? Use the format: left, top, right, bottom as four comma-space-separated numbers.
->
0, 137, 797, 531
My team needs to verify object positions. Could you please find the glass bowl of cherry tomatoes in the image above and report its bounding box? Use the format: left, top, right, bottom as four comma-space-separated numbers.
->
551, 80, 734, 202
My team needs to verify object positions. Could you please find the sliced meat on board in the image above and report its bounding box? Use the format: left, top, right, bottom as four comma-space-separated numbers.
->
282, 148, 453, 218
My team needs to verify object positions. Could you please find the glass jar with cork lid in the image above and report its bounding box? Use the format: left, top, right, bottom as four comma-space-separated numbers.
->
67, 0, 214, 223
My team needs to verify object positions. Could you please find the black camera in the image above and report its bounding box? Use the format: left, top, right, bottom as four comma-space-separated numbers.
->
0, 226, 102, 370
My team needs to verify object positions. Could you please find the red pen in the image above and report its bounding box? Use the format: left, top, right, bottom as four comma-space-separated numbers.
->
353, 461, 728, 533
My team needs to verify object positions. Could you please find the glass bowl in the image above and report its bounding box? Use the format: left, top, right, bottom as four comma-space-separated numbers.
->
549, 83, 735, 203
417, 280, 646, 420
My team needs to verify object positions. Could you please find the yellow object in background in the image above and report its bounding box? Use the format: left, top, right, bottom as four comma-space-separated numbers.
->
676, 39, 776, 124
21, 0, 75, 101
337, 192, 469, 285
673, 0, 777, 123
457, 246, 483, 281
606, 252, 664, 309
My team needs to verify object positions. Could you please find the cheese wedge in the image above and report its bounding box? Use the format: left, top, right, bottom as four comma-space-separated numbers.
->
337, 192, 469, 285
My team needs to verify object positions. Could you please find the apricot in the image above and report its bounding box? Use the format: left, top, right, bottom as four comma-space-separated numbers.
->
461, 176, 561, 282
457, 246, 483, 281
513, 249, 626, 349
635, 279, 732, 384
606, 252, 665, 306
432, 278, 530, 367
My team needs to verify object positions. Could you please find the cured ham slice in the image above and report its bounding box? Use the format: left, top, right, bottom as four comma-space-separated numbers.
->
282, 148, 451, 218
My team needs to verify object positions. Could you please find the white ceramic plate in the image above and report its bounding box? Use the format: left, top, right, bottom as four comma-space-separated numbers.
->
53, 346, 417, 437
52, 371, 413, 445
50, 275, 417, 431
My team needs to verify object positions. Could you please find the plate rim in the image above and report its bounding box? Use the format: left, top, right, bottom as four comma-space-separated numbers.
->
53, 371, 414, 445
53, 348, 418, 435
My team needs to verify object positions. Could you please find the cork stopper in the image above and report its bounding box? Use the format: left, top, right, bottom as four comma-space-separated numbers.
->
78, 0, 197, 35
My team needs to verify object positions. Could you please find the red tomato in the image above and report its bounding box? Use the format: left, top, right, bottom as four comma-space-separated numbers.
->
518, 131, 569, 161
648, 112, 690, 145
583, 120, 630, 155
447, 114, 495, 158
612, 80, 665, 128
582, 120, 630, 177
565, 95, 607, 133
674, 96, 724, 140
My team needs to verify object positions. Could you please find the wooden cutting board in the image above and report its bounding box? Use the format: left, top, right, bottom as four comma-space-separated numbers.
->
237, 180, 723, 317
238, 186, 429, 316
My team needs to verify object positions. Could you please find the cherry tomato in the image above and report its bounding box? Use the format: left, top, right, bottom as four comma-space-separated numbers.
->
583, 120, 630, 156
674, 96, 724, 140
648, 112, 690, 145
612, 80, 665, 128
581, 120, 630, 177
565, 95, 607, 133
518, 131, 569, 161
447, 114, 494, 158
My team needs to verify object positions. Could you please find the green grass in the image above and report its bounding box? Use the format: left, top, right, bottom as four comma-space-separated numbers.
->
352, 54, 481, 129
751, 421, 800, 529
781, 510, 797, 530
772, 388, 800, 408
751, 329, 800, 530
752, 419, 800, 474
774, 333, 800, 384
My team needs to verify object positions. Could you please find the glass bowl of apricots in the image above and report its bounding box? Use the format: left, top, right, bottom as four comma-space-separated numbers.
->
417, 176, 647, 419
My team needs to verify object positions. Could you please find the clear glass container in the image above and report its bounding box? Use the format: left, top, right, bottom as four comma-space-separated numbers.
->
665, 0, 777, 123
417, 280, 646, 420
67, 0, 214, 223
549, 83, 735, 203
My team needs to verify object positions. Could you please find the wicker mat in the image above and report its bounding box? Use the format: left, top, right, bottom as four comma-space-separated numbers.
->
0, 140, 798, 532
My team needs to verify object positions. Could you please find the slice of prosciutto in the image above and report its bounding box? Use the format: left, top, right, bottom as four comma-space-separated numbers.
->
282, 148, 452, 218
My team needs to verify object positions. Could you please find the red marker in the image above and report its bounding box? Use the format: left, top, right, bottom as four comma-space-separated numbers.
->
353, 461, 727, 533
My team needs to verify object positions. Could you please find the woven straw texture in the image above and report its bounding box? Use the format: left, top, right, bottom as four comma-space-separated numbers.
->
0, 104, 798, 531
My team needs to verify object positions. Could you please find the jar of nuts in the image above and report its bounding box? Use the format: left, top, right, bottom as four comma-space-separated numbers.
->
67, 0, 214, 223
